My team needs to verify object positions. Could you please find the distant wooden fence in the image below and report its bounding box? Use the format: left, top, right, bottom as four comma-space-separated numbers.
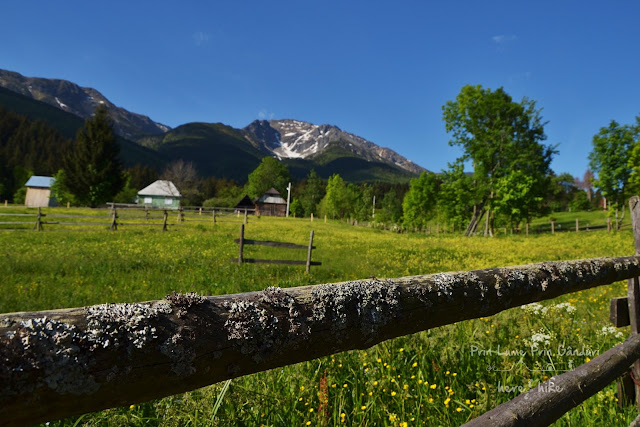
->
231, 224, 321, 273
5, 199, 640, 425
0, 205, 252, 231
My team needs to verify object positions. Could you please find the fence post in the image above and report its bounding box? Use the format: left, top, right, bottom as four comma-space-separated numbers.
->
110, 207, 118, 231
576, 218, 579, 232
178, 207, 184, 222
145, 206, 149, 221
311, 213, 314, 222
238, 224, 245, 265
628, 196, 640, 408
34, 207, 42, 231
608, 217, 612, 233
306, 230, 315, 274
162, 210, 168, 232
244, 209, 248, 225
213, 209, 216, 224
550, 219, 555, 235
199, 207, 202, 216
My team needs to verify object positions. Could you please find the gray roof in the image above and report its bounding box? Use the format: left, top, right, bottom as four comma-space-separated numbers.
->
257, 188, 286, 205
137, 180, 182, 197
25, 176, 55, 188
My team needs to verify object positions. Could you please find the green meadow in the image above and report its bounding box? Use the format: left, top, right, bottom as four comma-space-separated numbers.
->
1, 207, 638, 426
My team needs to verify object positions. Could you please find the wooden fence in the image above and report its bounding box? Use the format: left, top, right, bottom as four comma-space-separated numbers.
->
0, 205, 251, 231
231, 224, 321, 273
4, 199, 640, 425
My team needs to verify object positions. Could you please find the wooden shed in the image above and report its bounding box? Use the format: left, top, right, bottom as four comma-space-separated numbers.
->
254, 188, 287, 216
234, 195, 255, 213
24, 176, 57, 207
137, 180, 182, 209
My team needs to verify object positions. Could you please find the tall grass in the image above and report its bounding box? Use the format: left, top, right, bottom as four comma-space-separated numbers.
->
0, 208, 637, 425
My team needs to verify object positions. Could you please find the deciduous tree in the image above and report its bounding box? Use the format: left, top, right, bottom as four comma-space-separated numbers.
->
246, 157, 290, 199
442, 85, 555, 236
402, 171, 439, 229
589, 120, 635, 224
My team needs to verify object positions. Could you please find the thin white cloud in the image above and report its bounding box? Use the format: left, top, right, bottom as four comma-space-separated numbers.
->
492, 34, 518, 45
193, 31, 211, 46
258, 109, 275, 120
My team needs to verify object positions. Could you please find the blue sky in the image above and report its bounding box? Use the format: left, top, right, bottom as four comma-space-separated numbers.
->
2, 1, 639, 178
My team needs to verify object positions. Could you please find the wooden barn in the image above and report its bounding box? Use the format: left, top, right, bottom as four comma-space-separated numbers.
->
234, 195, 255, 213
137, 180, 182, 209
24, 176, 57, 207
254, 188, 287, 216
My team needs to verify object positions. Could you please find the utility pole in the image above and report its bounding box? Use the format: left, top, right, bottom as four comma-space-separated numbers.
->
286, 182, 292, 217
372, 195, 376, 219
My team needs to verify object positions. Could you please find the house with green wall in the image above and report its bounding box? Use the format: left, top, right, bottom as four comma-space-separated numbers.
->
137, 180, 181, 209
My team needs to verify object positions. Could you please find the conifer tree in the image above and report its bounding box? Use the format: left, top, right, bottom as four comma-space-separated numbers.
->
62, 106, 124, 207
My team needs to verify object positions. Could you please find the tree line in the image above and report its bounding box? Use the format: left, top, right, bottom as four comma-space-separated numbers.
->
1, 84, 637, 236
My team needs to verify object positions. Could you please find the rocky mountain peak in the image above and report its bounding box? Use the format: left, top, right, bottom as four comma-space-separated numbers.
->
0, 69, 170, 139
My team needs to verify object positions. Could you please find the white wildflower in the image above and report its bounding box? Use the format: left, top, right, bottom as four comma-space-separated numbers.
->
599, 326, 624, 339
552, 302, 577, 314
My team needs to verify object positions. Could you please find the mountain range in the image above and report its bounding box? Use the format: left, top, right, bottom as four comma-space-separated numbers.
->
0, 69, 426, 183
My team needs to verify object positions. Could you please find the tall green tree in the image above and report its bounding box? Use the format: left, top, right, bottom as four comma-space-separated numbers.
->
442, 85, 555, 236
246, 157, 290, 199
322, 174, 350, 219
438, 161, 475, 230
298, 169, 325, 216
61, 106, 124, 207
402, 171, 439, 229
589, 120, 635, 222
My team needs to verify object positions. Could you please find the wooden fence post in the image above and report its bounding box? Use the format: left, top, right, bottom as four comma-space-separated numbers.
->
4, 200, 7, 207
238, 224, 245, 264
110, 207, 118, 231
162, 210, 168, 232
199, 207, 202, 216
628, 196, 640, 408
212, 209, 216, 224
178, 207, 184, 222
311, 213, 314, 222
576, 218, 579, 232
34, 207, 42, 231
551, 219, 555, 235
145, 206, 149, 221
608, 217, 612, 233
244, 210, 248, 225
306, 230, 314, 274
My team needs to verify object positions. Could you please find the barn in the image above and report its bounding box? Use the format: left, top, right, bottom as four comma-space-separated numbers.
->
137, 180, 182, 209
234, 195, 255, 213
24, 176, 57, 207
254, 188, 287, 216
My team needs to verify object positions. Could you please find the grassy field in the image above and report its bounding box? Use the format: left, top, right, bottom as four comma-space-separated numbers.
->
1, 207, 638, 426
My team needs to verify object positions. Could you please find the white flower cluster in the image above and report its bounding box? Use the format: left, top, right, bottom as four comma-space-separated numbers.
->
520, 303, 548, 316
553, 302, 577, 314
520, 302, 577, 316
598, 326, 624, 339
530, 331, 553, 347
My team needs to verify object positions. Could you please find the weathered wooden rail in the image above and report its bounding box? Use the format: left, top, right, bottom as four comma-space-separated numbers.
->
2, 255, 640, 425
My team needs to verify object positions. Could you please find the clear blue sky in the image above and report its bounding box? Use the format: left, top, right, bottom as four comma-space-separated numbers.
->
2, 1, 639, 178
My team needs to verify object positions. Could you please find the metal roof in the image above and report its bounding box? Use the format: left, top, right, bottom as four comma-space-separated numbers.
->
25, 176, 55, 188
137, 180, 182, 197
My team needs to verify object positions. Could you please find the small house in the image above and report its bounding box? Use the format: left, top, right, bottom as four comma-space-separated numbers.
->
254, 188, 287, 216
137, 180, 181, 209
24, 176, 57, 207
